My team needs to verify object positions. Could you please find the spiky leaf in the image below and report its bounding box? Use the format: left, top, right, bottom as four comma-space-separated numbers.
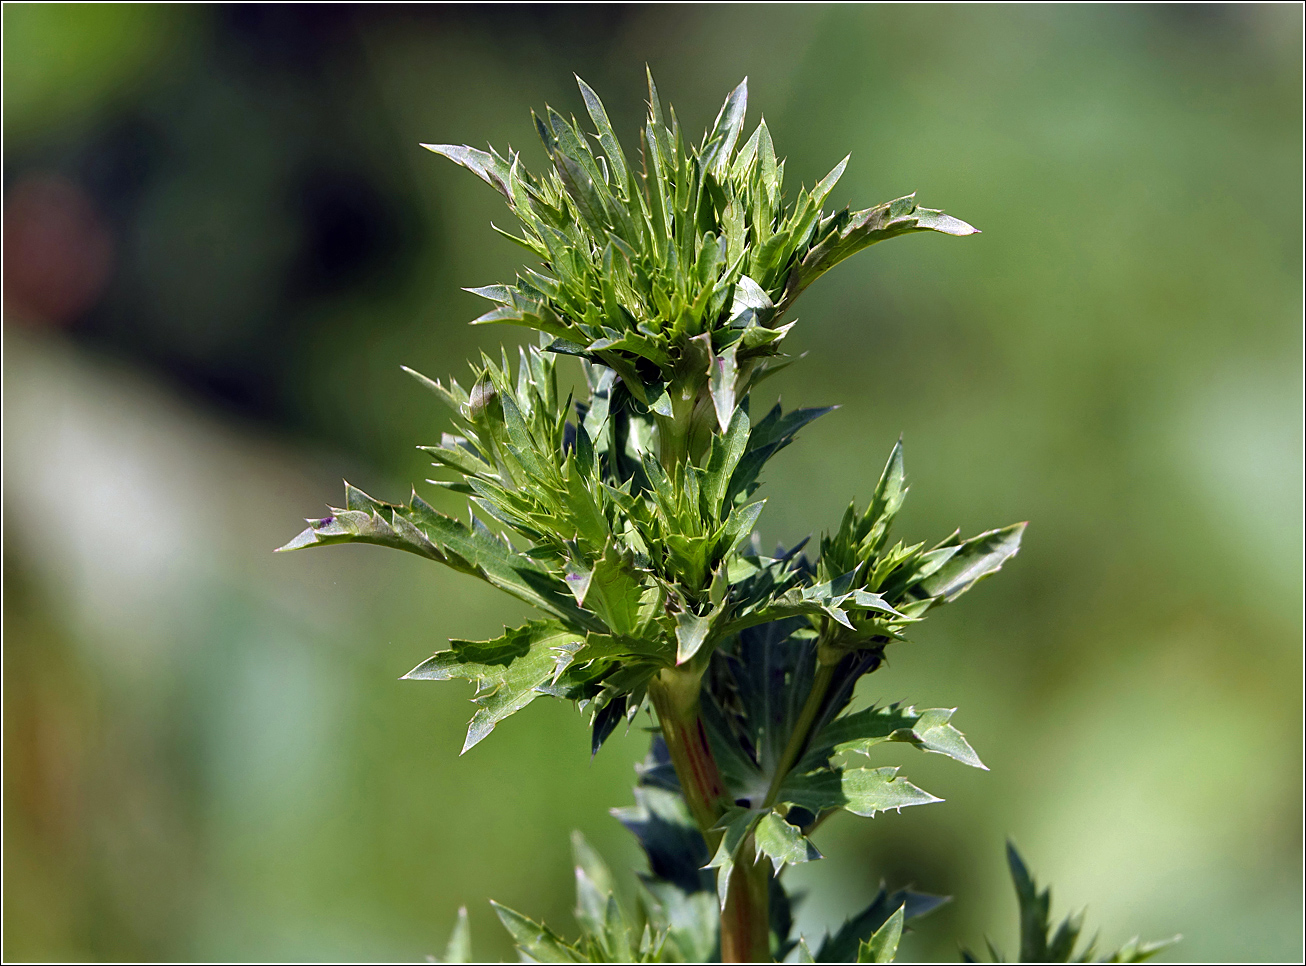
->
857, 904, 904, 964
403, 620, 584, 752
817, 885, 949, 963
754, 811, 821, 873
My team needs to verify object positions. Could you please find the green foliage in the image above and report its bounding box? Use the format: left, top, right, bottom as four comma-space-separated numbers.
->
484, 822, 706, 963
857, 905, 904, 963
808, 440, 1025, 660
280, 73, 1170, 966
279, 75, 1006, 762
489, 734, 952, 963
817, 886, 947, 963
686, 613, 983, 923
423, 72, 975, 424
438, 907, 471, 964
960, 844, 1180, 964
402, 620, 584, 753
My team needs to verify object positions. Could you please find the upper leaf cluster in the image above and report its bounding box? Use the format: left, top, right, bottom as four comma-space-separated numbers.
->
426, 72, 975, 437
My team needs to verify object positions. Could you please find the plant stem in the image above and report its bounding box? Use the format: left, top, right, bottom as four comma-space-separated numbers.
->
648, 665, 773, 962
721, 839, 772, 963
646, 665, 729, 839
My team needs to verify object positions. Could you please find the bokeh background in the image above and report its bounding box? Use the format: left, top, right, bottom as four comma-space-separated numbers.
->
4, 4, 1302, 962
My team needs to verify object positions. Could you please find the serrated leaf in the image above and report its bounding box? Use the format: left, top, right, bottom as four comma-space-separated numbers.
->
572, 830, 634, 960
613, 780, 712, 895
728, 274, 775, 328
600, 892, 636, 963
864, 438, 906, 552
701, 77, 748, 176
708, 343, 739, 433
565, 555, 594, 606
563, 458, 609, 549
707, 807, 762, 868
1047, 907, 1085, 962
706, 807, 764, 909
812, 155, 849, 209
726, 404, 835, 506
911, 707, 986, 767
803, 704, 986, 772
277, 484, 444, 561
576, 75, 629, 186
789, 193, 979, 303
857, 904, 903, 963
779, 766, 941, 817
491, 901, 583, 964
572, 831, 615, 902
703, 404, 751, 515
591, 693, 630, 757
915, 523, 1025, 603
281, 484, 604, 632
584, 543, 645, 637
817, 886, 949, 963
791, 938, 817, 964
423, 143, 511, 197
403, 620, 584, 753
403, 365, 467, 412
978, 843, 1181, 964
1105, 935, 1182, 963
754, 812, 821, 873
720, 499, 766, 556
421, 441, 495, 480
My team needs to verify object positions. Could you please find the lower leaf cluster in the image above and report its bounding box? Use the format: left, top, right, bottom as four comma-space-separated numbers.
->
435, 749, 1179, 964
438, 728, 949, 964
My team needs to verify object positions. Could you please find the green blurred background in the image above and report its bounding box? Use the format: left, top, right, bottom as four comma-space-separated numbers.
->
3, 4, 1301, 962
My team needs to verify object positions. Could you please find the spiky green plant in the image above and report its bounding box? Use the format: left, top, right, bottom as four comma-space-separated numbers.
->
281, 74, 1173, 964
959, 844, 1180, 965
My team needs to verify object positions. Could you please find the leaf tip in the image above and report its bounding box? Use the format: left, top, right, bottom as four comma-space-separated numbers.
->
275, 526, 319, 553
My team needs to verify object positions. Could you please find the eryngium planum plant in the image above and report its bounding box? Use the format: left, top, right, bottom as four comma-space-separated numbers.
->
281, 73, 1176, 964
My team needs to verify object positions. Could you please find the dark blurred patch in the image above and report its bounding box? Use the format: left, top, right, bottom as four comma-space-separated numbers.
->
217, 2, 361, 73
286, 164, 405, 298
77, 116, 161, 225
1152, 2, 1243, 33
390, 2, 635, 52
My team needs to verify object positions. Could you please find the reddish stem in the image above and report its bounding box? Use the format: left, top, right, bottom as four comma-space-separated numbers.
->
647, 668, 729, 835
721, 842, 772, 962
648, 667, 773, 962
